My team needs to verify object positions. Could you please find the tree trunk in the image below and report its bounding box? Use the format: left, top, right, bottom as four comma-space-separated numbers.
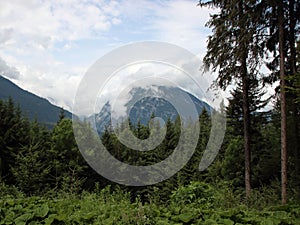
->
242, 64, 251, 199
288, 0, 296, 76
288, 0, 299, 191
238, 0, 251, 199
278, 1, 287, 205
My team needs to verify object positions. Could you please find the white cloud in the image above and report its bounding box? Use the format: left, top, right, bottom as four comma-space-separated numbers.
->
0, 0, 123, 111
93, 59, 224, 117
118, 0, 215, 54
0, 57, 20, 79
0, 0, 218, 113
0, 0, 121, 50
12, 63, 82, 111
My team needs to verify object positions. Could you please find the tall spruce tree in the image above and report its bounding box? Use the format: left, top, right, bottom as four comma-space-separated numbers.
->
221, 79, 274, 188
198, 0, 266, 197
261, 0, 299, 204
278, 0, 288, 204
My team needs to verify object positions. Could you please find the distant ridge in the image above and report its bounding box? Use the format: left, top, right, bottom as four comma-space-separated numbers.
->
0, 76, 72, 127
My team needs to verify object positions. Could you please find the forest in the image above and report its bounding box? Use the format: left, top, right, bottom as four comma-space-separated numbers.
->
1, 0, 300, 224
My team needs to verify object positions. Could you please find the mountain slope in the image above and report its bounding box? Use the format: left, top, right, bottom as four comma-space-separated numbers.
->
90, 85, 212, 134
0, 76, 72, 126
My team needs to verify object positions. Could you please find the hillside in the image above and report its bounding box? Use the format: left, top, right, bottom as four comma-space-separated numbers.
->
0, 75, 72, 126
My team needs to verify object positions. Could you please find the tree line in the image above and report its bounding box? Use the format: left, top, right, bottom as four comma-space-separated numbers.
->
0, 92, 299, 203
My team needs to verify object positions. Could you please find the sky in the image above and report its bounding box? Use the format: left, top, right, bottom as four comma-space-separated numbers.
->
0, 0, 224, 114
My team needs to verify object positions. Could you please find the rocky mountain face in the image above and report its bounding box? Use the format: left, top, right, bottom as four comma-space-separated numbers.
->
89, 85, 211, 134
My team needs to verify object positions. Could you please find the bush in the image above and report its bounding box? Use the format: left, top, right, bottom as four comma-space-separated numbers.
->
170, 181, 214, 206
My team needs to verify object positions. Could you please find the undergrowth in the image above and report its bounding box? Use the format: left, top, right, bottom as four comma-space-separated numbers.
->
0, 182, 299, 225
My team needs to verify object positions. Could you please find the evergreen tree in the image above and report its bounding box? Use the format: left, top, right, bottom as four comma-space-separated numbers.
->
0, 98, 30, 184
198, 0, 266, 197
261, 0, 299, 204
50, 118, 87, 193
215, 79, 271, 188
12, 120, 52, 195
182, 109, 211, 182
58, 107, 66, 123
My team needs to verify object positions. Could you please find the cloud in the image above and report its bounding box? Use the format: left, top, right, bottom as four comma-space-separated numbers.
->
0, 0, 218, 114
0, 0, 123, 111
0, 28, 14, 45
10, 59, 83, 111
92, 58, 223, 117
118, 0, 215, 54
0, 57, 20, 79
0, 0, 121, 50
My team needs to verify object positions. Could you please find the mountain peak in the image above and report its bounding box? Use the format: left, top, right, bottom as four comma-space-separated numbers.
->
89, 85, 211, 134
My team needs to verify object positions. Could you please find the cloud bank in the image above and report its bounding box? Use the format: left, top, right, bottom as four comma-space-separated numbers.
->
0, 0, 216, 112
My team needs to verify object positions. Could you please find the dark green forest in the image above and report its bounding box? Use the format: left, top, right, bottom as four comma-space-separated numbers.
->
0, 92, 299, 224
1, 0, 300, 224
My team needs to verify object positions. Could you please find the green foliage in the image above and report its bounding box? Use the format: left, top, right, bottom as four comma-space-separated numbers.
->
0, 187, 150, 225
49, 118, 88, 193
221, 136, 244, 187
1, 97, 298, 203
0, 88, 299, 225
1, 185, 299, 225
170, 181, 214, 205
11, 121, 52, 195
0, 98, 30, 184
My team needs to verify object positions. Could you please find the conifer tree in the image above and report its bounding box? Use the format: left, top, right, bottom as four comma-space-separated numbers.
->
261, 0, 299, 203
0, 98, 30, 184
50, 118, 87, 193
198, 0, 266, 197
12, 120, 52, 195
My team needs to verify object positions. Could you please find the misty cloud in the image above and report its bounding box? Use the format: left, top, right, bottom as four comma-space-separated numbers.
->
0, 57, 20, 79
0, 28, 14, 45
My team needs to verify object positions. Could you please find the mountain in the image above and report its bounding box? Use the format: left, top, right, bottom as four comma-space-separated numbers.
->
89, 85, 212, 134
0, 75, 72, 126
